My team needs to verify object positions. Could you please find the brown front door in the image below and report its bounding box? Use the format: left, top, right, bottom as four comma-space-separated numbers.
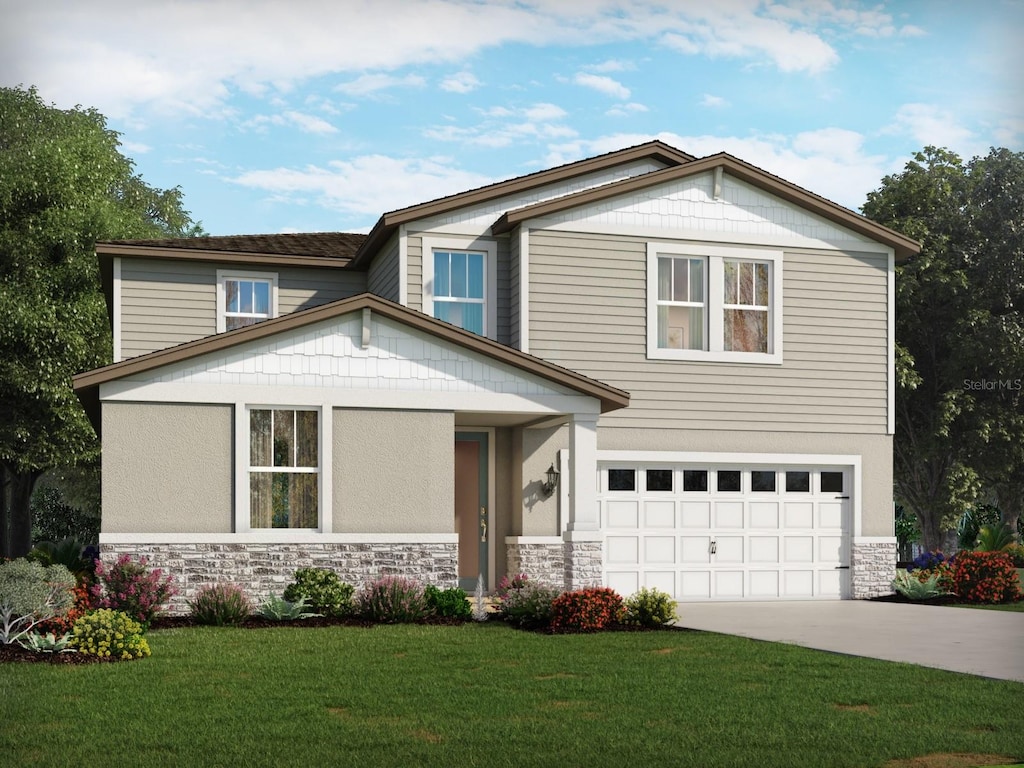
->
455, 433, 488, 592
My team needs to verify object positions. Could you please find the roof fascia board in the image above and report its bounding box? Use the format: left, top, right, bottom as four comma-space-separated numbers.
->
350, 141, 695, 267
492, 153, 921, 259
95, 243, 354, 270
73, 293, 630, 413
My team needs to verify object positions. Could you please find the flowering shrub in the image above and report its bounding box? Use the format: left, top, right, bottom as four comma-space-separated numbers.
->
73, 609, 150, 660
498, 581, 561, 628
283, 568, 354, 617
36, 581, 96, 635
92, 555, 177, 628
189, 583, 253, 626
357, 576, 428, 623
623, 587, 677, 627
907, 550, 955, 592
952, 550, 1021, 604
493, 573, 530, 604
550, 587, 624, 633
1002, 543, 1024, 568
424, 585, 472, 619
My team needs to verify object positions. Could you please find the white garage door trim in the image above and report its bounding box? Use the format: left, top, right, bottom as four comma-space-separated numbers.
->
593, 451, 861, 602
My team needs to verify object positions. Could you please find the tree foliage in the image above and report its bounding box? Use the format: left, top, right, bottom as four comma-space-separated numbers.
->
0, 85, 202, 558
863, 146, 1024, 550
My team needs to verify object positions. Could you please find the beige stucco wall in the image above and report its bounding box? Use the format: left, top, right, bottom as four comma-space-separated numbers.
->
101, 402, 233, 533
332, 409, 454, 533
514, 425, 893, 538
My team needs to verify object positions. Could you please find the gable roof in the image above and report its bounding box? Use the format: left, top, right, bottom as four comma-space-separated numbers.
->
350, 140, 696, 267
74, 293, 630, 432
491, 152, 921, 260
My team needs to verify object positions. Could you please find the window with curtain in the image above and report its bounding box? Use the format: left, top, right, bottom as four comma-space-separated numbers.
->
656, 256, 706, 350
249, 409, 318, 529
432, 250, 486, 335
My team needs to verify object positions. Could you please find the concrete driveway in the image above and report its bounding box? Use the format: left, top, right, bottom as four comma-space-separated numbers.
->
675, 601, 1024, 683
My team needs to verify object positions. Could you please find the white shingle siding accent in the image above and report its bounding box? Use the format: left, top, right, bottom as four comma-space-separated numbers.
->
539, 173, 877, 245
143, 314, 575, 399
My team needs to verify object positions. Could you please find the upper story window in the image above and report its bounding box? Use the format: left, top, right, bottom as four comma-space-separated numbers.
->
217, 270, 279, 333
422, 236, 498, 339
248, 408, 319, 529
647, 243, 782, 364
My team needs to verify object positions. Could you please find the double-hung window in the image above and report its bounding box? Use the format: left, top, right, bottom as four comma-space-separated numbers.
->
217, 270, 278, 332
422, 236, 498, 339
647, 243, 782, 363
249, 408, 319, 529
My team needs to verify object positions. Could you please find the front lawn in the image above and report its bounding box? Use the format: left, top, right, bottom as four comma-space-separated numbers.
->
2, 622, 1022, 768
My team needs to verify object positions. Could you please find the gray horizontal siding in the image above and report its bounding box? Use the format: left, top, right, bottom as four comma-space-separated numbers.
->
527, 230, 890, 434
407, 236, 422, 312
367, 233, 400, 303
510, 230, 521, 349
119, 258, 366, 359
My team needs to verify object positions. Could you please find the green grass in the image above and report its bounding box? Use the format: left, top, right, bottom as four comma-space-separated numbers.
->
953, 600, 1024, 612
2, 622, 1022, 768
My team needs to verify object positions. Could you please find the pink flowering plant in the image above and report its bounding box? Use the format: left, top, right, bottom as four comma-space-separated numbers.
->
91, 555, 178, 629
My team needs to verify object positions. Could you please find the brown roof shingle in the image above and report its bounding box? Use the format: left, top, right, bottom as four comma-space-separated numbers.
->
102, 232, 367, 261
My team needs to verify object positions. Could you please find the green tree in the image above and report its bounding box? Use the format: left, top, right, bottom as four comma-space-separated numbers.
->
0, 86, 201, 559
863, 147, 1024, 550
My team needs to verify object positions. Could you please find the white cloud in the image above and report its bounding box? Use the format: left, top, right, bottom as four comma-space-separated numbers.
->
120, 140, 151, 154
524, 103, 568, 122
426, 102, 575, 147
283, 110, 338, 135
605, 102, 648, 117
700, 94, 729, 108
573, 72, 631, 99
229, 154, 494, 217
899, 25, 927, 37
440, 71, 481, 93
587, 59, 635, 73
335, 73, 426, 97
887, 103, 981, 156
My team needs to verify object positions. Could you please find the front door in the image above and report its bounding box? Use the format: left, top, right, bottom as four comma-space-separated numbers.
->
455, 433, 488, 593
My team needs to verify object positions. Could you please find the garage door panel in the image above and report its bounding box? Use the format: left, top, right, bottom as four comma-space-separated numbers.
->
784, 570, 814, 597
714, 571, 744, 598
749, 536, 779, 563
645, 571, 676, 596
783, 502, 813, 529
784, 536, 814, 563
713, 502, 743, 528
680, 536, 711, 563
750, 570, 780, 597
644, 536, 675, 563
607, 572, 639, 597
680, 571, 711, 598
819, 569, 842, 597
749, 502, 779, 529
645, 501, 675, 527
607, 536, 639, 564
607, 501, 639, 528
715, 536, 744, 563
681, 502, 711, 528
818, 535, 843, 562
818, 501, 843, 529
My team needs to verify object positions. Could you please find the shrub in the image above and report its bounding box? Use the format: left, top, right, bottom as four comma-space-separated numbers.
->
73, 609, 150, 660
424, 585, 472, 619
623, 587, 677, 627
493, 573, 530, 603
498, 581, 561, 628
27, 537, 95, 580
550, 587, 624, 633
283, 568, 354, 618
0, 559, 76, 644
35, 581, 96, 636
92, 555, 177, 628
259, 595, 322, 621
974, 523, 1016, 552
19, 630, 75, 653
1004, 543, 1024, 568
892, 571, 949, 600
952, 550, 1021, 604
357, 576, 428, 623
906, 550, 955, 592
189, 583, 253, 626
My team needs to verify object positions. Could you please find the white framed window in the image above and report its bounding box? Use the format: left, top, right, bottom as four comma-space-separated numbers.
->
647, 243, 782, 364
422, 236, 498, 339
217, 270, 279, 332
247, 408, 319, 529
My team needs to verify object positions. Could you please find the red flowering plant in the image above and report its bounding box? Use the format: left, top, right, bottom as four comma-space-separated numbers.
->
952, 550, 1022, 604
92, 555, 178, 629
550, 587, 624, 633
35, 581, 96, 635
906, 550, 955, 593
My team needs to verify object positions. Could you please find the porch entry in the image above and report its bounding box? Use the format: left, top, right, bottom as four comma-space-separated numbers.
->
455, 432, 488, 592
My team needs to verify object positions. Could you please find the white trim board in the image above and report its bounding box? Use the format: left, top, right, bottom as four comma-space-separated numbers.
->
100, 533, 460, 545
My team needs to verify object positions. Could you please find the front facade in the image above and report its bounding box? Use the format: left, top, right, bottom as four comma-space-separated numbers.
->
75, 142, 919, 611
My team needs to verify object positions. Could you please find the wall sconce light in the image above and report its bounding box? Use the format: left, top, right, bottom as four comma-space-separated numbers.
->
541, 463, 560, 498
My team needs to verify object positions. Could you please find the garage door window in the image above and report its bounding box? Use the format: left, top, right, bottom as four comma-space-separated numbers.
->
717, 470, 741, 492
751, 471, 776, 492
821, 471, 844, 493
608, 469, 636, 491
646, 469, 673, 491
785, 471, 810, 492
683, 470, 708, 492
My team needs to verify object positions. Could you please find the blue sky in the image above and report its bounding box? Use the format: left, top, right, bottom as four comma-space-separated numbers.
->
2, 0, 1021, 236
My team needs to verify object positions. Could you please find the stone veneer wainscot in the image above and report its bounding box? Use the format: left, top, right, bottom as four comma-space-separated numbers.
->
850, 540, 898, 599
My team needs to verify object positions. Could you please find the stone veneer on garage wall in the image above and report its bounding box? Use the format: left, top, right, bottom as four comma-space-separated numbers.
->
505, 540, 564, 586
101, 542, 458, 615
850, 541, 898, 599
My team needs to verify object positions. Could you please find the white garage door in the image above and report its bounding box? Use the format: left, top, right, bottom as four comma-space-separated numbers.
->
599, 463, 852, 600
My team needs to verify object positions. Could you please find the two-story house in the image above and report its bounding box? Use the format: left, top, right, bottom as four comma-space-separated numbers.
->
74, 141, 919, 611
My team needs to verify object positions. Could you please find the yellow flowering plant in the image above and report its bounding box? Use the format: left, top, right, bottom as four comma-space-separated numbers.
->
72, 609, 150, 661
